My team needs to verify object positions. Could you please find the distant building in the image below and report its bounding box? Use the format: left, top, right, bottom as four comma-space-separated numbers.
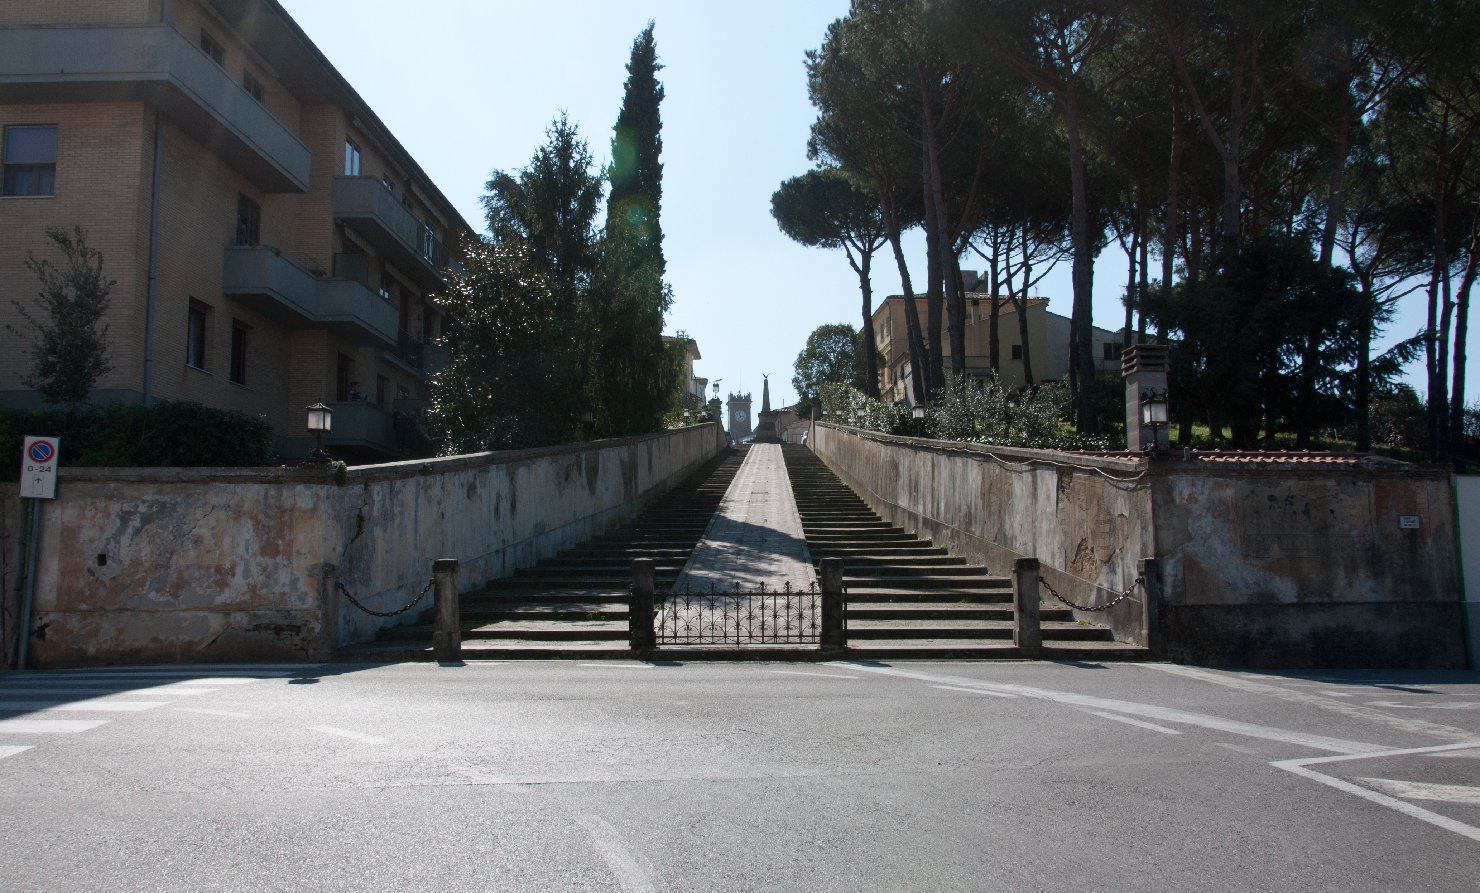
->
663, 334, 706, 411
726, 392, 752, 441
0, 0, 474, 460
871, 274, 1124, 404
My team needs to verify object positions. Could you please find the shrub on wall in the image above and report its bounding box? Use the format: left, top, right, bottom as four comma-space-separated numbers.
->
0, 402, 276, 470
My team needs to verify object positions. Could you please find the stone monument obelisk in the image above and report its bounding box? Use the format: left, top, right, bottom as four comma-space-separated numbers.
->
753, 374, 780, 443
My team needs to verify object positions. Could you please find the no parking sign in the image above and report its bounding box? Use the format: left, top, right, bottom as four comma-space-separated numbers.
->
20, 435, 59, 499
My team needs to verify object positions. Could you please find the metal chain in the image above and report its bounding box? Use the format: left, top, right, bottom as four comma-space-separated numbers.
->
337, 577, 435, 618
1039, 575, 1143, 613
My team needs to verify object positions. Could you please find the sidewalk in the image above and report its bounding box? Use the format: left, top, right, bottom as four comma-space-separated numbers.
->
671, 444, 816, 592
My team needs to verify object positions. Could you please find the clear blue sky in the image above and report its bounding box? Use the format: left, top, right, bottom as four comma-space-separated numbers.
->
279, 0, 1469, 418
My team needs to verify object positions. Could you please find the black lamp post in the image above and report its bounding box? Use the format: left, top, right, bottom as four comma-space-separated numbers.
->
1140, 387, 1169, 454
912, 404, 926, 437
305, 402, 332, 464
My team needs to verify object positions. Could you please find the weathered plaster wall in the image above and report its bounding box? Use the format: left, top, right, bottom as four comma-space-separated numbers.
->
811, 424, 1154, 645
1155, 468, 1464, 668
3, 423, 724, 667
811, 423, 1466, 668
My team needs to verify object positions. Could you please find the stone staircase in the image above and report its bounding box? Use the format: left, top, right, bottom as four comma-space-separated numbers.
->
340, 447, 746, 660
782, 444, 1147, 660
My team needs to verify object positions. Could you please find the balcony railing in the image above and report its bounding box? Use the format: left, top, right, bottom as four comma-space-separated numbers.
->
331, 177, 462, 289
222, 246, 396, 347
0, 26, 310, 193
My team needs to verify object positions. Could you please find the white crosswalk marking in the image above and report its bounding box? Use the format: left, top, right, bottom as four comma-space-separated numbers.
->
0, 745, 35, 760
1359, 778, 1480, 805
0, 700, 168, 713
0, 719, 109, 734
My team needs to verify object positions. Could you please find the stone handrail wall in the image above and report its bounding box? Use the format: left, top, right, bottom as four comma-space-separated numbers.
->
810, 423, 1155, 646
1, 423, 725, 667
810, 422, 1467, 667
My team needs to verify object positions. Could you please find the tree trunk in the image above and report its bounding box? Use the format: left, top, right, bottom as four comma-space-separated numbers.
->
1160, 85, 1183, 343
988, 230, 1002, 373
883, 199, 929, 406
1016, 225, 1036, 387
1355, 273, 1374, 452
1319, 98, 1355, 268
1426, 118, 1450, 462
1137, 208, 1150, 342
857, 249, 880, 400
1066, 85, 1098, 434
922, 179, 945, 400
1122, 202, 1138, 349
1450, 233, 1478, 472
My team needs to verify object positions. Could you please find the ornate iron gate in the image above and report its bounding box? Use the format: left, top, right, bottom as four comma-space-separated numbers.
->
656, 583, 820, 646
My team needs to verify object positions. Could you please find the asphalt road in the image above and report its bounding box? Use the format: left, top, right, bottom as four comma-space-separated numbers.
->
1, 659, 1477, 892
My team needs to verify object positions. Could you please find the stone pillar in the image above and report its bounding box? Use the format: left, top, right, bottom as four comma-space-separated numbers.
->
630, 559, 656, 652
1138, 557, 1163, 658
1123, 344, 1170, 452
432, 559, 461, 662
1013, 558, 1043, 658
820, 558, 846, 653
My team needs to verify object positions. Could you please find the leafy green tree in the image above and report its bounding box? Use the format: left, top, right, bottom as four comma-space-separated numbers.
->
793, 323, 864, 416
9, 226, 114, 405
772, 168, 886, 397
430, 242, 578, 452
607, 22, 666, 274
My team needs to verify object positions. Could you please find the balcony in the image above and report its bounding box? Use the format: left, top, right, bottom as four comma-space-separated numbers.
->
331, 176, 462, 289
222, 246, 396, 347
321, 401, 400, 456
0, 25, 310, 193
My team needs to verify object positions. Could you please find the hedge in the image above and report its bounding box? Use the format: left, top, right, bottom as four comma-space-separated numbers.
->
0, 402, 276, 471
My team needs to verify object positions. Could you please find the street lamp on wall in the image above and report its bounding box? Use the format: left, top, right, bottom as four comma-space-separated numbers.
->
911, 404, 926, 438
305, 402, 332, 464
1140, 387, 1169, 454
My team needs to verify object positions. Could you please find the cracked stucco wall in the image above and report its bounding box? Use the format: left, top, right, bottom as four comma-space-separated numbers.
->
3, 423, 724, 667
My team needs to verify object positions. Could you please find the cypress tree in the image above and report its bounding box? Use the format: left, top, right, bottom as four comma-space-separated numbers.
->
607, 22, 665, 274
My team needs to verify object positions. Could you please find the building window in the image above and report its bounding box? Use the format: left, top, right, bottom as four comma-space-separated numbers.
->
1103, 342, 1118, 361
229, 321, 248, 385
1011, 344, 1023, 361
2, 126, 57, 197
187, 301, 210, 370
200, 29, 226, 66
235, 194, 260, 246
376, 375, 389, 408
243, 71, 265, 104
345, 140, 361, 176
336, 354, 353, 401
382, 176, 394, 193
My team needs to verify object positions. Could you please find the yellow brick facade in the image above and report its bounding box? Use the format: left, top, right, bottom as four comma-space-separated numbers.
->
0, 0, 471, 459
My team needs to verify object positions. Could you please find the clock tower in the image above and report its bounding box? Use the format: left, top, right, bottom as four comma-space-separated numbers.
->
726, 392, 753, 441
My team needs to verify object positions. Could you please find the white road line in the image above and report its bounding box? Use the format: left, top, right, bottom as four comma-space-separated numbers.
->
575, 814, 659, 893
22, 676, 265, 685
578, 664, 656, 669
1365, 701, 1480, 711
313, 726, 387, 745
0, 745, 34, 760
769, 670, 859, 680
931, 685, 1016, 698
832, 662, 1384, 754
1273, 742, 1480, 844
0, 700, 168, 713
0, 718, 108, 734
1139, 663, 1476, 742
1083, 709, 1182, 735
0, 687, 214, 697
174, 708, 259, 719
1358, 778, 1480, 806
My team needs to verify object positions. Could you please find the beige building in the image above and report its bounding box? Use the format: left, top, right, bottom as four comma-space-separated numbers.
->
0, 0, 473, 460
872, 282, 1125, 404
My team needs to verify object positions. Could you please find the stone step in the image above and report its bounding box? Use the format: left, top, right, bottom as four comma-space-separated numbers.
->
843, 565, 992, 578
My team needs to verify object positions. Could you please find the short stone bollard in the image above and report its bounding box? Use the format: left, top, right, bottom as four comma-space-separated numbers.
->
629, 559, 656, 652
1138, 557, 1162, 658
320, 563, 341, 654
820, 558, 846, 653
1013, 558, 1043, 659
431, 558, 461, 661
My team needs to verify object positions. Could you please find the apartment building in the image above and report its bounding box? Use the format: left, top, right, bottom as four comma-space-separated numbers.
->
0, 0, 474, 460
872, 284, 1125, 404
